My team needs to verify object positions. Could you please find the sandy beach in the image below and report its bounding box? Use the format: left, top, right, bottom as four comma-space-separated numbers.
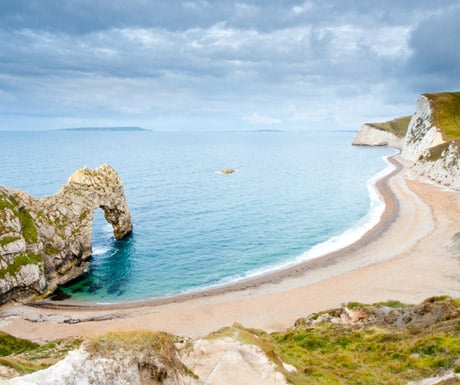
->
1, 154, 459, 342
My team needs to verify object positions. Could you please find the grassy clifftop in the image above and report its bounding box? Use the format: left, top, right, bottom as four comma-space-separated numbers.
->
3, 297, 460, 384
367, 115, 412, 138
425, 92, 460, 141
364, 92, 460, 141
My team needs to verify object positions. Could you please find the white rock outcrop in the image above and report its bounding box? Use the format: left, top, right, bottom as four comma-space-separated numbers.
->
401, 95, 444, 161
2, 349, 189, 385
407, 140, 460, 190
1, 338, 288, 385
183, 337, 288, 385
0, 164, 132, 304
352, 124, 403, 149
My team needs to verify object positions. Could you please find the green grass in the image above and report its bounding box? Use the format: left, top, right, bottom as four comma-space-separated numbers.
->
3, 299, 460, 382
0, 236, 21, 247
346, 299, 410, 311
373, 300, 411, 308
367, 115, 412, 138
86, 331, 177, 357
0, 196, 37, 244
0, 356, 49, 374
16, 206, 37, 243
424, 139, 460, 162
0, 252, 43, 279
0, 332, 82, 375
210, 299, 460, 385
272, 324, 460, 384
0, 193, 43, 280
426, 92, 460, 141
43, 244, 60, 256
0, 332, 39, 356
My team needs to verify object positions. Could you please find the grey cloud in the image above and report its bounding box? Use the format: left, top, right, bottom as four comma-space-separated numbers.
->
0, 0, 459, 131
406, 6, 460, 91
2, 0, 459, 34
0, 21, 410, 81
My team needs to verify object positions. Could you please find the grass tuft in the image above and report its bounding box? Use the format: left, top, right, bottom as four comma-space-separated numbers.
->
0, 252, 42, 279
425, 92, 460, 141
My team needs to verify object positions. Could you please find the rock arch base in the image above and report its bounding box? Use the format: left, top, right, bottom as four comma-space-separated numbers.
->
0, 164, 132, 304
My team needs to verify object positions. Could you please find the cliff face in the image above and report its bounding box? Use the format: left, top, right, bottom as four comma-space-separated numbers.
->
408, 140, 460, 190
352, 123, 403, 148
402, 93, 460, 190
353, 92, 460, 191
401, 95, 445, 161
0, 164, 132, 304
1, 331, 288, 385
352, 115, 411, 149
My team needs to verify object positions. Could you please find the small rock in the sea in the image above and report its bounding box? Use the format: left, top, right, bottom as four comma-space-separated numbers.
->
221, 169, 235, 174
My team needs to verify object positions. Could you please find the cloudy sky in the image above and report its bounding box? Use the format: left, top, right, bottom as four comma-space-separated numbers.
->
0, 0, 459, 131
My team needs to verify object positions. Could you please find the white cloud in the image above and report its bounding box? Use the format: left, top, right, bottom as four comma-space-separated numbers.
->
0, 1, 458, 131
292, 1, 314, 15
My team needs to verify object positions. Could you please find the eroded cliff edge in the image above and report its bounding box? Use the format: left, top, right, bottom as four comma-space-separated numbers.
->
353, 92, 460, 190
0, 164, 132, 304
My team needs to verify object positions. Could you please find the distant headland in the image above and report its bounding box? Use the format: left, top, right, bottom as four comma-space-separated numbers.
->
353, 91, 460, 190
58, 126, 150, 132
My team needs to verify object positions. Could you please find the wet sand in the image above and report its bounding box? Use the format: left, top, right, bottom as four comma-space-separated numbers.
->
1, 154, 459, 342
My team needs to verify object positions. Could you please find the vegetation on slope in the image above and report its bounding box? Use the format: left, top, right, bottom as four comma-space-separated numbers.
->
367, 115, 412, 138
86, 331, 178, 359
426, 92, 460, 141
86, 331, 197, 380
2, 297, 460, 383
425, 139, 460, 162
0, 196, 37, 244
210, 296, 460, 385
0, 194, 43, 282
0, 332, 81, 375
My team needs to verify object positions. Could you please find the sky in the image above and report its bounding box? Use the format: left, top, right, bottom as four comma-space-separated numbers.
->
0, 0, 459, 131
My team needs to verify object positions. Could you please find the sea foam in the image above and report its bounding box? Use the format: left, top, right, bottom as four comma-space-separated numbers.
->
296, 152, 397, 263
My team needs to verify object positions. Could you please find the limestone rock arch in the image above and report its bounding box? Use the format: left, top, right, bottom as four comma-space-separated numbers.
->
0, 164, 132, 304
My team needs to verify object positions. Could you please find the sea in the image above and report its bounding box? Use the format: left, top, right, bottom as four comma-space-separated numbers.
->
0, 130, 394, 303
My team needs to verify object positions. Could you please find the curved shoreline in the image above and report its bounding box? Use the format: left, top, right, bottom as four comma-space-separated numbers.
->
3, 153, 460, 342
28, 155, 402, 311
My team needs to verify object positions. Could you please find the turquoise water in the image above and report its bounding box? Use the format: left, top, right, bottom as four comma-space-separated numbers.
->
0, 130, 393, 302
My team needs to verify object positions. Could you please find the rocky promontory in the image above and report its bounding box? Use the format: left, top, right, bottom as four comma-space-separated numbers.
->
0, 164, 132, 305
352, 116, 411, 149
353, 92, 460, 190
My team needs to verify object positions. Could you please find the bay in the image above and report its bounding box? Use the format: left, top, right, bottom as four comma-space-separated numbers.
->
0, 130, 393, 302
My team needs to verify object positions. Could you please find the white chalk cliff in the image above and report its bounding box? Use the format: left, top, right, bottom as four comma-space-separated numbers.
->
352, 123, 403, 149
353, 92, 460, 191
2, 336, 288, 385
401, 95, 445, 161
0, 164, 132, 304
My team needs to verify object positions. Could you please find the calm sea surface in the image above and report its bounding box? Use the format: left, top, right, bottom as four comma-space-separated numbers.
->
0, 130, 393, 302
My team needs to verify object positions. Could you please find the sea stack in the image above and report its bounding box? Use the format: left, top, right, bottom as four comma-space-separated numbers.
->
0, 164, 132, 305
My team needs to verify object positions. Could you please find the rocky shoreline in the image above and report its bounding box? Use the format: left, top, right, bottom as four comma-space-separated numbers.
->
0, 164, 132, 305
